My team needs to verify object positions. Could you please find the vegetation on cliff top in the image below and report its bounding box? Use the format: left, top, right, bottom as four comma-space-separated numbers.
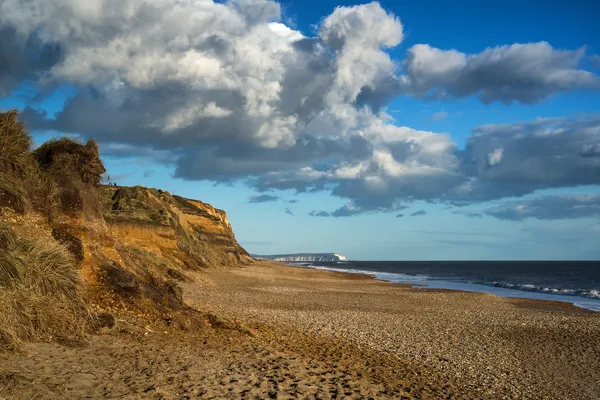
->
0, 109, 105, 219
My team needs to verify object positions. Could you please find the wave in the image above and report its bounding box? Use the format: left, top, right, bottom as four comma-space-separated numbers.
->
305, 264, 431, 282
482, 282, 600, 300
298, 263, 600, 301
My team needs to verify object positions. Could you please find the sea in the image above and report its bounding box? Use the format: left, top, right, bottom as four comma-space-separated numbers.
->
291, 261, 600, 312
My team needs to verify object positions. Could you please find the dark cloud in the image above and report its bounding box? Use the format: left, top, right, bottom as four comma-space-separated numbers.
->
330, 204, 363, 217
410, 210, 427, 216
173, 134, 372, 183
287, 199, 299, 204
309, 210, 330, 217
481, 194, 600, 221
143, 170, 155, 178
403, 42, 600, 104
581, 143, 600, 158
248, 194, 280, 203
285, 208, 294, 216
395, 213, 404, 218
0, 28, 63, 96
453, 117, 600, 202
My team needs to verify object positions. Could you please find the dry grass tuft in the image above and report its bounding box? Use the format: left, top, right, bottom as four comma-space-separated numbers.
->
0, 110, 37, 214
0, 224, 92, 349
0, 110, 33, 176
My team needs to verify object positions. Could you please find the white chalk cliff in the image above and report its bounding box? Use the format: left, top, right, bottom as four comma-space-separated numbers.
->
253, 253, 348, 262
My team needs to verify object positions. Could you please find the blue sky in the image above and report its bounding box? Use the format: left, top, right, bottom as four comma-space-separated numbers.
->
1, 0, 599, 260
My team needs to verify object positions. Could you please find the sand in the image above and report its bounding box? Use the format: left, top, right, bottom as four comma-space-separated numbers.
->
2, 261, 599, 399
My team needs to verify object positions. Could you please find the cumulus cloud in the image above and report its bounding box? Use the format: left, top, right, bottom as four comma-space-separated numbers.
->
1, 1, 599, 217
479, 194, 600, 221
403, 42, 600, 104
248, 194, 279, 203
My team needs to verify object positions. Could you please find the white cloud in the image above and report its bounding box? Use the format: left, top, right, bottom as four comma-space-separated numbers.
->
403, 42, 600, 104
268, 22, 304, 44
487, 148, 503, 166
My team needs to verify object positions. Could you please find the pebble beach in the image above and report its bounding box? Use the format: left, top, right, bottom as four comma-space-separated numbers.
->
185, 262, 600, 399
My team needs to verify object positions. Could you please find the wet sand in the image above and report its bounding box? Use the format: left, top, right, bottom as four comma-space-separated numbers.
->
1, 261, 599, 399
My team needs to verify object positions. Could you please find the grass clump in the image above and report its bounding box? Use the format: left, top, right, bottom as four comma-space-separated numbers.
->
0, 110, 33, 176
0, 224, 92, 348
0, 110, 37, 214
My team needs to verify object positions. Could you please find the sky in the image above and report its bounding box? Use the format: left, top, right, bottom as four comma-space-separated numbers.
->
1, 0, 600, 260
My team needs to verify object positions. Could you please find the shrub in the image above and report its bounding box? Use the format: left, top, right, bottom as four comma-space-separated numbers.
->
34, 137, 106, 186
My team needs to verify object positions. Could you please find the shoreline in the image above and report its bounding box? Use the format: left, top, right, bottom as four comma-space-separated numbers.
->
282, 261, 600, 312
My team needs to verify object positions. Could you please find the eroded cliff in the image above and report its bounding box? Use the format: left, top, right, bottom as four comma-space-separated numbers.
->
100, 185, 252, 271
0, 110, 252, 347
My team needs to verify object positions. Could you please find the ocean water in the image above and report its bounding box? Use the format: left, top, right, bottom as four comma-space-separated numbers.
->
292, 261, 600, 312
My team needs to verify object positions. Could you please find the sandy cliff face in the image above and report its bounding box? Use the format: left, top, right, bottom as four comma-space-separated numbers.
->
1, 183, 252, 298
99, 185, 252, 271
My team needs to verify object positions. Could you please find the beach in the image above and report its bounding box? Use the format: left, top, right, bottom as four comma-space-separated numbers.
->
2, 261, 600, 399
